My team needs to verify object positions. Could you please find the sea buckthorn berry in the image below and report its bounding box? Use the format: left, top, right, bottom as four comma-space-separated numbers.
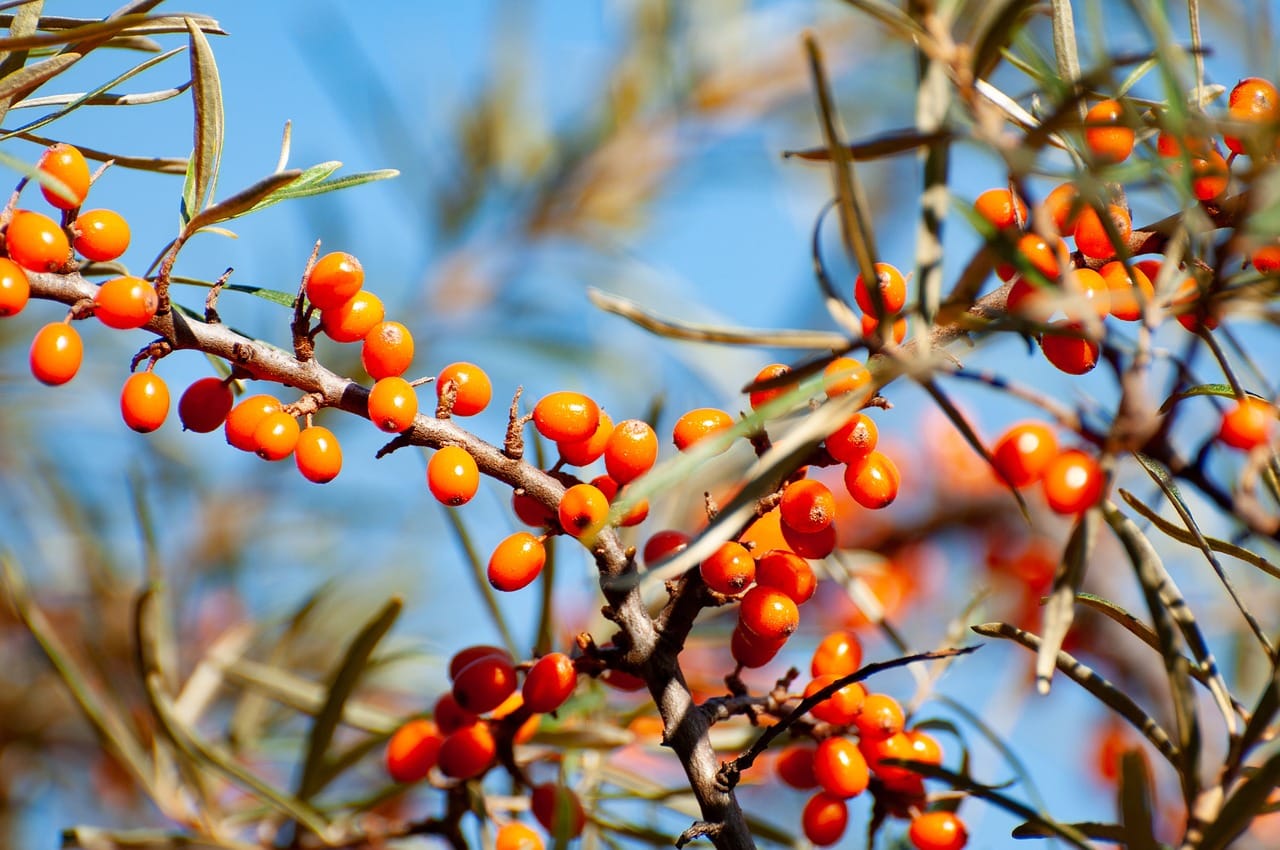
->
428, 445, 480, 506
604, 418, 658, 484
997, 233, 1061, 282
367, 376, 418, 432
436, 361, 492, 417
811, 631, 863, 678
673, 407, 734, 452
601, 668, 647, 691
530, 783, 586, 840
991, 421, 1058, 488
305, 251, 363, 310
437, 721, 496, 780
802, 792, 849, 846
361, 320, 415, 379
1185, 149, 1230, 201
448, 645, 512, 680
179, 377, 234, 433
780, 479, 836, 535
252, 411, 300, 461
37, 143, 90, 210
6, 210, 70, 271
319, 290, 384, 343
776, 745, 819, 789
433, 692, 479, 735
748, 363, 791, 410
853, 692, 905, 740
29, 321, 82, 385
1172, 278, 1220, 332
120, 372, 169, 433
496, 822, 543, 850
452, 653, 518, 714
1062, 268, 1110, 320
973, 187, 1026, 230
908, 729, 944, 767
739, 585, 800, 642
844, 450, 900, 509
1219, 396, 1275, 450
1042, 448, 1104, 514
557, 410, 612, 467
740, 507, 789, 555
909, 811, 968, 850
860, 730, 919, 788
854, 262, 907, 316
756, 549, 817, 604
805, 674, 867, 725
1073, 203, 1131, 261
822, 357, 870, 398
72, 209, 129, 261
1039, 321, 1100, 375
533, 391, 600, 443
1006, 276, 1053, 323
385, 719, 442, 783
0, 257, 29, 316
94, 276, 158, 330
781, 522, 837, 560
1225, 77, 1280, 155
1041, 182, 1082, 234
1099, 261, 1154, 322
590, 473, 648, 527
643, 529, 690, 567
225, 394, 281, 451
1252, 243, 1280, 274
295, 426, 342, 483
487, 531, 546, 592
860, 312, 908, 344
513, 490, 555, 528
826, 413, 878, 464
557, 482, 609, 539
700, 541, 756, 595
523, 652, 577, 713
813, 736, 870, 799
730, 624, 786, 668
1084, 99, 1135, 163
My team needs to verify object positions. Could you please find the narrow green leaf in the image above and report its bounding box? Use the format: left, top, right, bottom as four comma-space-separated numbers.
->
15, 129, 187, 173
247, 167, 399, 211
0, 1, 43, 99
1120, 489, 1280, 581
1199, 750, 1280, 850
781, 127, 951, 161
1117, 749, 1159, 850
1010, 821, 1126, 841
970, 0, 1038, 80
1157, 382, 1239, 414
1036, 510, 1095, 693
186, 16, 223, 214
296, 596, 401, 801
0, 52, 77, 104
182, 169, 302, 234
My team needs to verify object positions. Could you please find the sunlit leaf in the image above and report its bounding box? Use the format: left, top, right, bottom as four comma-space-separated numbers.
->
1157, 382, 1240, 414
247, 166, 399, 211
186, 16, 223, 215
1036, 510, 1094, 693
183, 170, 303, 234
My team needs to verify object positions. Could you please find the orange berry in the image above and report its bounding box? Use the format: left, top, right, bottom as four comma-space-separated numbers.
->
860, 730, 919, 788
991, 421, 1058, 488
1062, 267, 1110, 320
1099, 261, 1154, 322
1040, 321, 1100, 375
1041, 448, 1104, 514
530, 783, 586, 840
6, 210, 70, 272
804, 674, 867, 725
533, 391, 600, 443
522, 652, 577, 713
781, 522, 837, 560
295, 425, 342, 483
1188, 149, 1230, 200
826, 413, 878, 464
94, 276, 158, 330
739, 507, 790, 555
452, 653, 518, 714
802, 792, 849, 846
853, 692, 905, 740
385, 718, 442, 783
319, 290, 384, 343
178, 377, 234, 433
811, 631, 863, 679
700, 541, 756, 595
860, 312, 908, 344
225, 394, 281, 451
755, 548, 817, 604
1252, 243, 1280, 274
601, 668, 647, 691
557, 409, 612, 467
780, 479, 836, 535
854, 262, 908, 316
642, 529, 690, 567
1041, 182, 1082, 234
433, 691, 479, 735
1219, 396, 1275, 450
0, 257, 29, 316
436, 361, 492, 417
997, 233, 1062, 282
512, 490, 555, 528
748, 363, 792, 410
776, 745, 819, 790
823, 357, 870, 398
604, 418, 658, 484
448, 646, 512, 681
738, 585, 800, 642
361, 321, 414, 379
973, 187, 1026, 231
909, 811, 968, 850
487, 531, 546, 592
1172, 277, 1220, 333
673, 407, 734, 452
812, 736, 869, 799
306, 251, 363, 310
1225, 77, 1280, 155
72, 209, 129, 262
29, 321, 82, 385
37, 143, 90, 210
557, 482, 609, 539
120, 371, 169, 433
590, 473, 648, 527
1073, 203, 1131, 261
252, 411, 300, 461
730, 624, 787, 668
1084, 99, 1135, 164
367, 375, 418, 432
437, 721, 496, 780
428, 445, 480, 506
844, 451, 900, 509
496, 822, 544, 850
908, 729, 944, 767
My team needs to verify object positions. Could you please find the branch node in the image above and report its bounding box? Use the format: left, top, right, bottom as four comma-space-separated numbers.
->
205, 266, 233, 324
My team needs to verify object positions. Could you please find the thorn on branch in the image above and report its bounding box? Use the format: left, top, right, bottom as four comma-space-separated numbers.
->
204, 266, 233, 323
505, 387, 530, 459
375, 433, 414, 459
291, 241, 321, 362
130, 338, 173, 372
437, 377, 457, 418
675, 820, 723, 848
69, 297, 94, 320
282, 392, 324, 418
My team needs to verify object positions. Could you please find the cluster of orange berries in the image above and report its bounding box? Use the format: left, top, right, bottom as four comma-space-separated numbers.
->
775, 631, 966, 850
989, 420, 1103, 514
